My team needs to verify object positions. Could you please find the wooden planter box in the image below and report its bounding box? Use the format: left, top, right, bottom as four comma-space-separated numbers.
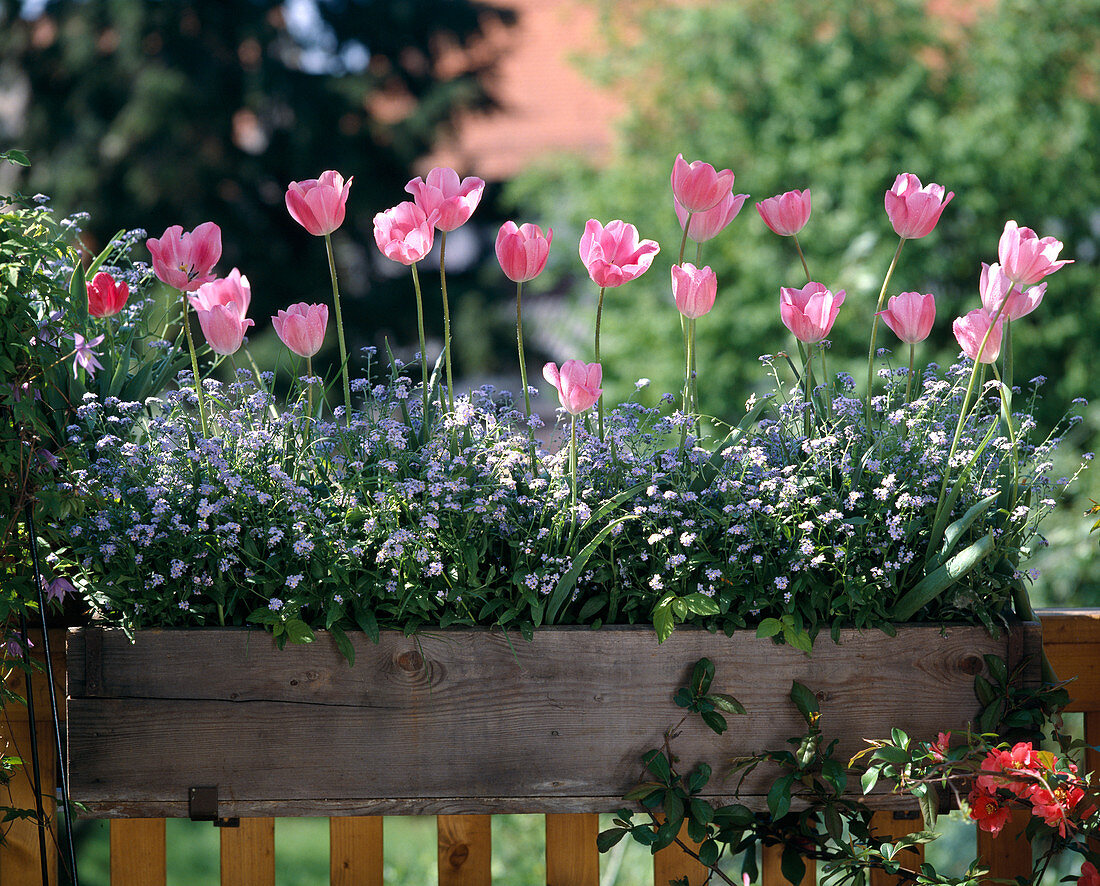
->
66, 623, 1041, 819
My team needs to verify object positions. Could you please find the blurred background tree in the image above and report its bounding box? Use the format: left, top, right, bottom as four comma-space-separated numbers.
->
507, 0, 1100, 604
0, 0, 515, 371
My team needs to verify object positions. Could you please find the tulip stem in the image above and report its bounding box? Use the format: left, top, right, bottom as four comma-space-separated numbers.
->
180, 290, 210, 440
688, 318, 698, 425
514, 280, 538, 475
792, 234, 811, 282
439, 231, 455, 414
306, 354, 314, 419
820, 341, 830, 424
865, 237, 906, 423
410, 261, 430, 434
594, 286, 606, 442
569, 415, 578, 516
677, 215, 693, 265
324, 233, 352, 428
906, 343, 915, 403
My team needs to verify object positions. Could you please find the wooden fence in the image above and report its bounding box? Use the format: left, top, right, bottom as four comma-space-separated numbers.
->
2, 608, 1098, 886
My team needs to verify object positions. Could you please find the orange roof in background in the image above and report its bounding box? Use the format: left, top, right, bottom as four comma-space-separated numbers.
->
423, 0, 622, 181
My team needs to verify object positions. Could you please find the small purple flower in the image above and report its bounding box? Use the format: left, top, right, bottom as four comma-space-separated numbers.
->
268, 598, 284, 611
72, 333, 105, 378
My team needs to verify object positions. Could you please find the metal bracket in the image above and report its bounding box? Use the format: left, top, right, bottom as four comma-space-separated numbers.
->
189, 786, 240, 828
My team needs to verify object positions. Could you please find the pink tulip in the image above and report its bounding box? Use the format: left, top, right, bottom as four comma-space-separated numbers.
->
86, 271, 129, 318
374, 202, 435, 265
674, 192, 748, 242
671, 263, 718, 319
273, 303, 329, 358
877, 291, 936, 344
997, 220, 1072, 286
578, 219, 660, 288
756, 189, 812, 237
543, 360, 602, 416
779, 282, 845, 343
979, 262, 1045, 321
147, 222, 222, 291
952, 308, 1003, 364
189, 268, 252, 317
194, 304, 254, 356
670, 153, 737, 213
405, 167, 485, 232
285, 170, 353, 237
884, 173, 953, 240
495, 222, 553, 282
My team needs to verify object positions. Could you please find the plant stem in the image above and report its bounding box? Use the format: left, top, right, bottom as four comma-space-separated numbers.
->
439, 230, 455, 414
689, 317, 698, 431
792, 233, 811, 282
906, 342, 915, 403
865, 237, 906, 421
324, 233, 352, 427
515, 280, 537, 474
594, 285, 607, 442
180, 290, 209, 439
410, 261, 430, 434
570, 415, 578, 516
306, 354, 313, 419
678, 214, 693, 265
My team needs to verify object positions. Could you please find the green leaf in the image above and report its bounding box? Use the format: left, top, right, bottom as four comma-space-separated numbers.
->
689, 798, 714, 825
691, 658, 715, 695
756, 618, 783, 639
974, 674, 997, 707
663, 789, 684, 827
246, 607, 281, 626
687, 763, 712, 795
700, 711, 727, 735
643, 750, 672, 783
2, 149, 30, 166
681, 593, 720, 616
623, 783, 662, 803
330, 624, 354, 666
285, 619, 315, 645
596, 828, 627, 852
766, 773, 794, 820
706, 693, 746, 716
889, 533, 997, 621
918, 788, 938, 831
546, 515, 635, 623
983, 654, 1008, 686
654, 598, 675, 644
698, 838, 719, 867
824, 804, 844, 841
861, 767, 880, 795
781, 843, 806, 886
937, 493, 1000, 561
789, 681, 819, 723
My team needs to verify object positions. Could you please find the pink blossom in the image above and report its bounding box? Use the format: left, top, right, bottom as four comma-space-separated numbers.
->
285, 170, 353, 237
756, 189, 812, 237
194, 304, 254, 355
877, 291, 936, 344
884, 173, 953, 240
543, 360, 602, 415
147, 222, 221, 291
952, 309, 1003, 364
997, 220, 1073, 286
929, 732, 951, 763
189, 268, 252, 317
674, 192, 748, 242
86, 272, 129, 318
578, 219, 660, 288
374, 202, 435, 265
779, 282, 845, 343
979, 262, 1045, 321
670, 153, 736, 213
671, 263, 718, 319
273, 303, 328, 358
405, 167, 485, 232
495, 222, 553, 282
72, 333, 104, 377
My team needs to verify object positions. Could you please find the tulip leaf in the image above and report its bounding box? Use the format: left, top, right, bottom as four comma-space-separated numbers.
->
546, 515, 636, 624
891, 533, 996, 620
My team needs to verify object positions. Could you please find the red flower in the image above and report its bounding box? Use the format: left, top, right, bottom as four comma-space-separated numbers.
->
1079, 862, 1100, 886
968, 786, 1012, 837
928, 732, 951, 763
1029, 784, 1085, 838
977, 743, 1042, 798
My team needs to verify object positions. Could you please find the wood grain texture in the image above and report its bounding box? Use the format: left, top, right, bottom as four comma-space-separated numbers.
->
110, 819, 165, 886
869, 811, 924, 886
0, 715, 56, 886
977, 809, 1030, 883
330, 816, 383, 886
653, 823, 707, 886
545, 813, 598, 886
220, 818, 274, 886
1039, 609, 1100, 711
762, 843, 815, 886
438, 815, 491, 886
66, 624, 1039, 817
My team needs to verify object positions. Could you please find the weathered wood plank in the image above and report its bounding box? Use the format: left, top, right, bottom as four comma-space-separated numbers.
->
110, 819, 165, 886
1039, 609, 1100, 712
977, 809, 1031, 883
66, 624, 1039, 817
653, 822, 707, 886
438, 815, 491, 886
0, 715, 56, 886
545, 813, 598, 886
330, 816, 383, 886
762, 843, 814, 886
220, 817, 274, 886
869, 811, 924, 886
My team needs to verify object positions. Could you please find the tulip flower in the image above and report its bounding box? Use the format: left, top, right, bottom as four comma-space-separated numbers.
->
670, 153, 736, 213
997, 220, 1073, 286
406, 167, 486, 232
674, 192, 747, 243
273, 302, 328, 358
495, 222, 552, 283
71, 333, 104, 378
884, 173, 953, 240
147, 222, 221, 292
671, 263, 717, 320
86, 271, 129, 318
578, 219, 661, 289
952, 308, 1003, 364
285, 170, 353, 237
194, 303, 254, 356
779, 282, 845, 344
755, 189, 812, 237
189, 268, 252, 317
877, 291, 936, 344
979, 262, 1045, 321
544, 360, 603, 516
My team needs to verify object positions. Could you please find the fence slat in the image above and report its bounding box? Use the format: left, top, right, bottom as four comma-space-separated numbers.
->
762, 843, 815, 886
869, 811, 923, 886
220, 818, 275, 886
977, 809, 1030, 884
653, 823, 707, 886
0, 714, 57, 886
438, 814, 491, 886
545, 813, 598, 886
110, 819, 165, 886
330, 816, 383, 886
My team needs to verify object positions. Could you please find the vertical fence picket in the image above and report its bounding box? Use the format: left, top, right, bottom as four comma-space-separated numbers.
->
220, 818, 275, 886
976, 809, 1030, 884
868, 811, 923, 886
330, 816, 383, 886
438, 814, 491, 886
109, 819, 165, 886
761, 843, 815, 886
1086, 712, 1100, 857
545, 813, 598, 886
653, 823, 707, 886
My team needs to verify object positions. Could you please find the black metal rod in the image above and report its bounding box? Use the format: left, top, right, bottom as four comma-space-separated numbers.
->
17, 609, 51, 886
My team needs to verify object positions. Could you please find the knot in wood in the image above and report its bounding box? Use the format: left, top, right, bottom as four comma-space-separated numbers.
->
396, 650, 423, 672
447, 842, 470, 868
958, 654, 984, 676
